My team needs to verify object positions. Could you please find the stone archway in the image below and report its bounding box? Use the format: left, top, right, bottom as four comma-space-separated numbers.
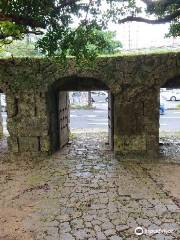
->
46, 76, 114, 153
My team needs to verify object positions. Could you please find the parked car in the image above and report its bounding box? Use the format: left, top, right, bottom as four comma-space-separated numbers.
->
161, 89, 180, 101
70, 91, 81, 104
72, 92, 81, 98
91, 91, 108, 103
0, 93, 6, 112
1, 105, 6, 112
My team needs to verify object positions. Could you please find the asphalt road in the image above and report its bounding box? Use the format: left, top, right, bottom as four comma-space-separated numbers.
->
70, 103, 108, 129
1, 104, 180, 133
160, 110, 180, 131
70, 103, 180, 131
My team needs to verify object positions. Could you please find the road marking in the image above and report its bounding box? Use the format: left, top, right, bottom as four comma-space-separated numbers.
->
161, 117, 180, 119
172, 111, 180, 114
70, 114, 78, 117
93, 110, 106, 113
160, 124, 168, 126
85, 115, 97, 118
88, 122, 108, 125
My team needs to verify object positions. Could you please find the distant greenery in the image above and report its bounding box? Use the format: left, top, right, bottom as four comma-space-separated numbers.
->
97, 31, 122, 54
176, 104, 180, 109
70, 104, 96, 110
0, 38, 42, 57
0, 31, 122, 59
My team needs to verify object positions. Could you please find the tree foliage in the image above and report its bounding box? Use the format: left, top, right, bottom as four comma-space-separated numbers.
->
0, 38, 42, 57
0, 30, 122, 60
1, 0, 180, 62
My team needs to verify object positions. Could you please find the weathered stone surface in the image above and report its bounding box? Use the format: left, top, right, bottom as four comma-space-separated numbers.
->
0, 52, 180, 156
0, 132, 179, 240
18, 137, 40, 152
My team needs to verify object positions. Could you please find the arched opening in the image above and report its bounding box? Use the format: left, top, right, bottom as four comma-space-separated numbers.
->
46, 76, 114, 153
159, 76, 180, 160
0, 89, 8, 152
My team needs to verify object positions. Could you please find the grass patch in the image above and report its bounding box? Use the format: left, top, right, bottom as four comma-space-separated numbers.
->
160, 130, 180, 137
69, 132, 76, 140
70, 104, 96, 110
1, 48, 180, 60
176, 104, 180, 109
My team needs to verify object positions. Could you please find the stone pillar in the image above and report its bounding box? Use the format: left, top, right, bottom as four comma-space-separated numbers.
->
143, 88, 159, 156
7, 91, 50, 155
0, 95, 3, 139
114, 87, 159, 158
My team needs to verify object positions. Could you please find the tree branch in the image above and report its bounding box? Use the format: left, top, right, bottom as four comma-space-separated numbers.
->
54, 0, 80, 12
118, 9, 180, 24
141, 0, 179, 7
0, 0, 81, 29
0, 13, 46, 29
0, 29, 43, 41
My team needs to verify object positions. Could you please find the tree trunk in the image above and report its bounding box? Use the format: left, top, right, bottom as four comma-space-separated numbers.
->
88, 91, 92, 107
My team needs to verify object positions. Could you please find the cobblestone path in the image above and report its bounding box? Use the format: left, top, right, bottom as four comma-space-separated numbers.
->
0, 132, 179, 240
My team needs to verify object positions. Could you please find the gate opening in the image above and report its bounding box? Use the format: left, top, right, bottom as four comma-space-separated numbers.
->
47, 77, 114, 153
0, 92, 8, 152
58, 90, 114, 150
69, 90, 109, 144
159, 86, 180, 160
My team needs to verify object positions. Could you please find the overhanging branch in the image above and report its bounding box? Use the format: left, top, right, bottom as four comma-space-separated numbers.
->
0, 13, 46, 29
118, 9, 180, 24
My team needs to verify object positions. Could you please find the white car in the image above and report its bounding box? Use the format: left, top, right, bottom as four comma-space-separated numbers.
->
0, 93, 6, 112
91, 91, 108, 103
161, 90, 180, 101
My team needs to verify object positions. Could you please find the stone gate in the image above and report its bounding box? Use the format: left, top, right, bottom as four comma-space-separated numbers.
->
0, 52, 180, 158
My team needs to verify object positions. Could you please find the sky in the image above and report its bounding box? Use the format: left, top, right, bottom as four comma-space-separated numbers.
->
17, 0, 180, 51
106, 0, 180, 50
109, 22, 179, 50
82, 0, 180, 50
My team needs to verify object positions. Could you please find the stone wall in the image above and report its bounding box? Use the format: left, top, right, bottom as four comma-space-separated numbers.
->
114, 87, 159, 157
0, 52, 180, 157
6, 90, 49, 154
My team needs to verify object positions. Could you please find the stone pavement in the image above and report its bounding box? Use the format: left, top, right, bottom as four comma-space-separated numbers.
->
0, 132, 179, 240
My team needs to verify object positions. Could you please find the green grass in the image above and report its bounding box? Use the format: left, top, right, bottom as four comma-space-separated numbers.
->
176, 104, 180, 109
1, 48, 180, 60
70, 104, 96, 110
160, 130, 180, 137
69, 132, 76, 140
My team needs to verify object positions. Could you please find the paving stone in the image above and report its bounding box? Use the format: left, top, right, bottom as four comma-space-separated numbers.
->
59, 222, 71, 233
60, 233, 75, 240
166, 204, 178, 212
154, 233, 168, 240
101, 222, 114, 230
95, 231, 106, 240
84, 221, 93, 228
109, 235, 123, 240
0, 132, 179, 240
71, 219, 84, 229
160, 222, 179, 231
136, 218, 151, 227
115, 224, 129, 232
104, 229, 116, 236
155, 205, 167, 215
73, 229, 89, 239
